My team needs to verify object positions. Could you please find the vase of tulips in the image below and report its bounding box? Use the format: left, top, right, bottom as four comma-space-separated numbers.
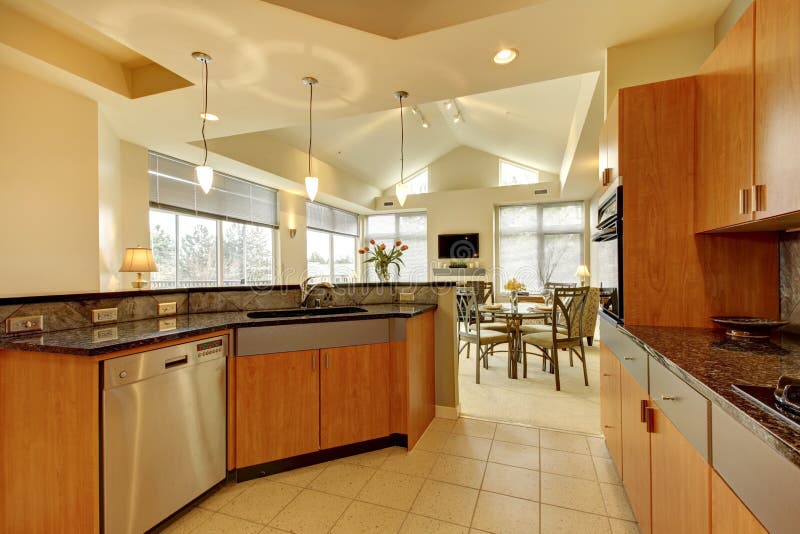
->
359, 239, 408, 282
504, 278, 526, 311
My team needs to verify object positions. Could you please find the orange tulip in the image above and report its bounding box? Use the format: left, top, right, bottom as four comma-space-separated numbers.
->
369, 239, 376, 245
401, 245, 408, 251
358, 249, 365, 254
395, 240, 402, 246
380, 243, 386, 250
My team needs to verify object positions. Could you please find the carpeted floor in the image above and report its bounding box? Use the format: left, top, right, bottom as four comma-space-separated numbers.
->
458, 341, 601, 435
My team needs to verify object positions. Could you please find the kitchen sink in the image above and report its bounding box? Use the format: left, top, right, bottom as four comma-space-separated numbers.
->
246, 306, 367, 319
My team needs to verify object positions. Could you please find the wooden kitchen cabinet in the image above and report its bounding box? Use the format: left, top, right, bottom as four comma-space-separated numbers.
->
320, 343, 391, 449
649, 405, 710, 534
695, 4, 755, 232
711, 470, 766, 534
235, 350, 320, 467
599, 342, 622, 470
620, 368, 651, 534
755, 0, 800, 221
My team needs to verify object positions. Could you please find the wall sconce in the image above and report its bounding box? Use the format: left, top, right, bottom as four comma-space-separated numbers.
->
289, 228, 297, 239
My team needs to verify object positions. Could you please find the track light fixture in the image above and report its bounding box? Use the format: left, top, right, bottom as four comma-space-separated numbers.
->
411, 105, 429, 129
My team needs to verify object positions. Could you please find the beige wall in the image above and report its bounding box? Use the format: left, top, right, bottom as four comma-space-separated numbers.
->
715, 0, 752, 45
0, 64, 100, 297
605, 26, 714, 113
98, 113, 123, 291
277, 190, 310, 284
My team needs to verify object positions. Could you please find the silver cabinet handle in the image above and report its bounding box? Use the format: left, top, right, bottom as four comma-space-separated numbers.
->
325, 352, 330, 369
661, 395, 676, 401
623, 356, 634, 361
753, 184, 766, 212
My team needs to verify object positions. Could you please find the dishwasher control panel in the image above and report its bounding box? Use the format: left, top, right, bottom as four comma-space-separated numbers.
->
197, 338, 225, 359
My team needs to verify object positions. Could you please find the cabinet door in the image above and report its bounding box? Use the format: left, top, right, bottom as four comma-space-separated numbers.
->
235, 350, 320, 467
599, 342, 622, 470
321, 343, 391, 449
755, 0, 800, 219
649, 406, 709, 534
696, 5, 755, 231
620, 368, 651, 534
711, 470, 766, 534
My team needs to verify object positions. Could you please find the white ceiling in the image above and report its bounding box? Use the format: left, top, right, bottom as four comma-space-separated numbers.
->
1, 0, 729, 206
261, 72, 597, 190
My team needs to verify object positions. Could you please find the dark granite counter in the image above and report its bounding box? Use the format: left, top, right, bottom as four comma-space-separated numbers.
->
0, 304, 437, 357
620, 324, 800, 468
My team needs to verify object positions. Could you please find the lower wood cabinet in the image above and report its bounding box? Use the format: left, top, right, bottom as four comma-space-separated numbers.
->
649, 405, 710, 534
235, 349, 320, 467
320, 343, 390, 449
711, 470, 766, 534
619, 368, 651, 534
599, 342, 623, 469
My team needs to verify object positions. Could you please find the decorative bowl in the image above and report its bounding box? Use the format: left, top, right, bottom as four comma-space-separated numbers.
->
710, 317, 789, 338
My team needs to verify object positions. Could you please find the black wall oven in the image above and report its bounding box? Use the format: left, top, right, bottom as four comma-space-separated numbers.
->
591, 186, 623, 323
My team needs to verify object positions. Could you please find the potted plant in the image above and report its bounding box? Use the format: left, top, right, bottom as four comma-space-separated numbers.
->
359, 240, 408, 282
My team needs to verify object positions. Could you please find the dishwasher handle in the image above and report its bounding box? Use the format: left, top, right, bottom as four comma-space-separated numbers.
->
164, 355, 189, 369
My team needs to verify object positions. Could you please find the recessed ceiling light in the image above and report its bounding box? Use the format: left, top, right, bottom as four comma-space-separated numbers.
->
493, 48, 518, 65
200, 112, 219, 121
452, 113, 461, 123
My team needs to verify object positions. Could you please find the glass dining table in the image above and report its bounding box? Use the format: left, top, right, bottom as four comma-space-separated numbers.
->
479, 304, 551, 379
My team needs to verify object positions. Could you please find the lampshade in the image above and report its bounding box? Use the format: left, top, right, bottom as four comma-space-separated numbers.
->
195, 165, 214, 194
119, 247, 158, 273
305, 176, 319, 201
575, 265, 591, 278
395, 182, 408, 207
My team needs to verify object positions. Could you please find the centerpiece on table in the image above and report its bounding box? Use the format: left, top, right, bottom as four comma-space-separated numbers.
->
504, 278, 526, 311
359, 239, 408, 282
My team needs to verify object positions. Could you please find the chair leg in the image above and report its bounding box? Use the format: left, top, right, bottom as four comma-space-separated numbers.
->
484, 345, 490, 369
466, 342, 471, 359
522, 344, 528, 378
475, 345, 480, 384
580, 344, 588, 386
553, 349, 561, 391
542, 348, 547, 371
569, 347, 574, 367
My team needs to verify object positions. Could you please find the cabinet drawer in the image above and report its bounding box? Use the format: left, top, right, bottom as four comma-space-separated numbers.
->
712, 404, 799, 534
649, 355, 709, 460
598, 317, 648, 390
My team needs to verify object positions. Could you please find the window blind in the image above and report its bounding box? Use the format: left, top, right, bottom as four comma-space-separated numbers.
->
148, 151, 278, 228
306, 202, 359, 236
365, 212, 428, 282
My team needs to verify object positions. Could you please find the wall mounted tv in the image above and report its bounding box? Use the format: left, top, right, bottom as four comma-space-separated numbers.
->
438, 233, 479, 259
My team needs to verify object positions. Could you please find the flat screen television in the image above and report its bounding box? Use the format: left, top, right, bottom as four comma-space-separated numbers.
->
438, 233, 479, 259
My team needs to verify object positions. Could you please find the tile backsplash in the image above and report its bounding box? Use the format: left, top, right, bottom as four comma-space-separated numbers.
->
780, 231, 800, 333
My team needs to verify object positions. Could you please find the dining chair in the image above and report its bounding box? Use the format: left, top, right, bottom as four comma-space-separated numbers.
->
456, 288, 509, 384
520, 286, 589, 391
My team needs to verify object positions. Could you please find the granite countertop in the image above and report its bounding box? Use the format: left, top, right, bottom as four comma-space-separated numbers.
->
0, 304, 437, 356
620, 324, 800, 468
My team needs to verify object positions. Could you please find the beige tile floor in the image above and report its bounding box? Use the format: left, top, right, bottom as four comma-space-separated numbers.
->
163, 418, 640, 534
458, 341, 602, 435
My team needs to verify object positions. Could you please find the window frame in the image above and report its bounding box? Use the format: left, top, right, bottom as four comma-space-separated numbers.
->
405, 167, 429, 195
499, 159, 540, 186
364, 211, 428, 282
305, 202, 360, 283
494, 201, 585, 294
149, 207, 277, 288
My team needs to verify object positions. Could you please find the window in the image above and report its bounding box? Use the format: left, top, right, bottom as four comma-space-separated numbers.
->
148, 152, 277, 288
499, 160, 540, 186
497, 202, 584, 292
405, 168, 429, 195
306, 202, 359, 282
364, 212, 428, 282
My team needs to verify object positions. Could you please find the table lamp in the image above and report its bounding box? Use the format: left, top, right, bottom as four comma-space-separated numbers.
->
575, 264, 591, 286
119, 246, 158, 289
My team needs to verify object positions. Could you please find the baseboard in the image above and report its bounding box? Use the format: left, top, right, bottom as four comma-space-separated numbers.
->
435, 404, 459, 419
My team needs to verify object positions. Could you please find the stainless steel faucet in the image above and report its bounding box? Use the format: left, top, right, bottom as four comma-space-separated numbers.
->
299, 276, 334, 308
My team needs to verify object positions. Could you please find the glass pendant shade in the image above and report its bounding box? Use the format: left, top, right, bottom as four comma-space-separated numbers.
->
305, 176, 319, 201
195, 165, 214, 193
395, 182, 408, 207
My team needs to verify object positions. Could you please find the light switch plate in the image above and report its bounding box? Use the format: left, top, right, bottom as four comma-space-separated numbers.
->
398, 291, 415, 302
92, 308, 118, 323
158, 302, 177, 316
6, 315, 44, 333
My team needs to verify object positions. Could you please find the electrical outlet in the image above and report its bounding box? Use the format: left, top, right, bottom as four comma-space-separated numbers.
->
6, 315, 44, 334
159, 318, 177, 331
398, 291, 415, 302
92, 326, 118, 343
158, 302, 177, 316
92, 308, 118, 323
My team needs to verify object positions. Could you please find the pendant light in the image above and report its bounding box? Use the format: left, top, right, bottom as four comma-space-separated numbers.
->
192, 51, 214, 194
394, 90, 409, 207
303, 76, 319, 202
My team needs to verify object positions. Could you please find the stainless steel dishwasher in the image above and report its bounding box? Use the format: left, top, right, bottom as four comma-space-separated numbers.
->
103, 336, 227, 534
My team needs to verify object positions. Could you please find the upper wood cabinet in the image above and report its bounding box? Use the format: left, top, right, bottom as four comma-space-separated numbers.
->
599, 342, 622, 469
620, 369, 651, 534
235, 350, 320, 467
695, 4, 755, 232
649, 405, 710, 534
321, 343, 391, 449
755, 0, 800, 220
